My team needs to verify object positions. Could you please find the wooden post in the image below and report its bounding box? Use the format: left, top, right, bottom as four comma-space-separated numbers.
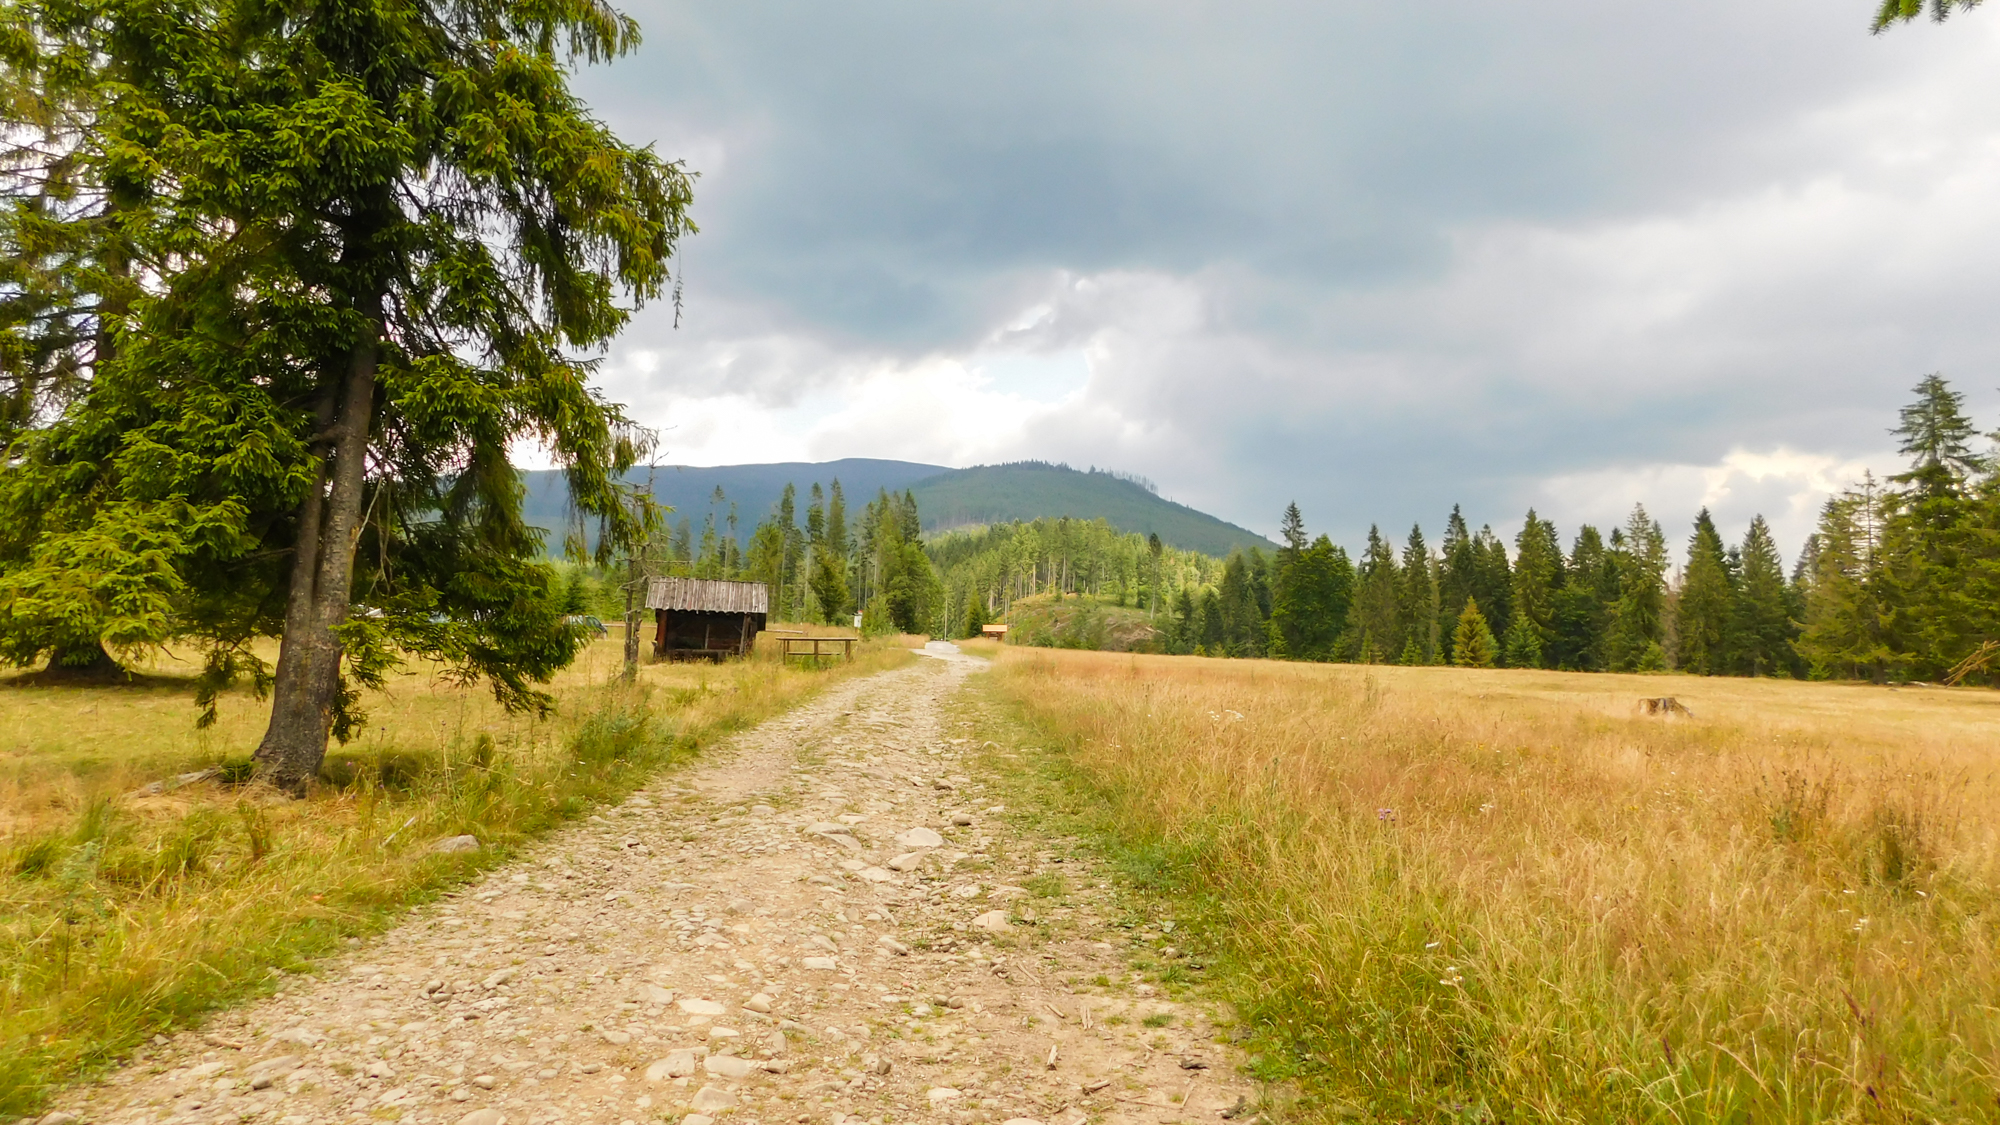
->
623, 557, 640, 681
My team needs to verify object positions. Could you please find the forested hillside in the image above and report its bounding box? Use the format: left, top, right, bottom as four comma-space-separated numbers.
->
523, 459, 1273, 556
909, 462, 1274, 555
576, 376, 1995, 683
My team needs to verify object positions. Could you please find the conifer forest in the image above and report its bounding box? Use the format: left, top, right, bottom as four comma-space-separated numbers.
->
653, 375, 1997, 684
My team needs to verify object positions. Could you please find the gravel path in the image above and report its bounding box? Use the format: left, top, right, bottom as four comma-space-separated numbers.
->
47, 648, 1259, 1125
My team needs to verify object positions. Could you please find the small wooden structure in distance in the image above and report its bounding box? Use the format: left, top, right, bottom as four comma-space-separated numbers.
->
646, 577, 768, 661
980, 623, 1010, 639
779, 635, 857, 663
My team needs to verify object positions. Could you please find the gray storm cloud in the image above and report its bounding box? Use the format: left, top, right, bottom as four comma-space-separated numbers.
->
570, 0, 2000, 560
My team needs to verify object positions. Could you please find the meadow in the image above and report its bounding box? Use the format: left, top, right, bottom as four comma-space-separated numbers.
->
983, 650, 2000, 1124
0, 627, 904, 1114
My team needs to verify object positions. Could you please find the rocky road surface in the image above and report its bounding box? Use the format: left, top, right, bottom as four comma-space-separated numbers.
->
48, 648, 1259, 1125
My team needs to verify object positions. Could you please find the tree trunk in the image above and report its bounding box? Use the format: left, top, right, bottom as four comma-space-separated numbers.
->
40, 641, 125, 682
253, 299, 380, 795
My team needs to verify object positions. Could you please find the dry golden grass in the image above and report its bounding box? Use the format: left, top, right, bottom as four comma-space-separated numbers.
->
987, 650, 2000, 1123
0, 630, 909, 1113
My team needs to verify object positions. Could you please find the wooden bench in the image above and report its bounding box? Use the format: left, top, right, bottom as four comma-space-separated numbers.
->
780, 636, 857, 662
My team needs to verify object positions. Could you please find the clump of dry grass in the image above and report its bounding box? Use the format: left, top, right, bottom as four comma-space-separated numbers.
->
989, 651, 2000, 1123
0, 634, 909, 1113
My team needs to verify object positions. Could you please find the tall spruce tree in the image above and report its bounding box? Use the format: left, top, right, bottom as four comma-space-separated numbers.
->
1606, 505, 1669, 671
1510, 509, 1562, 668
0, 0, 691, 790
1878, 375, 1985, 677
1797, 485, 1889, 678
1676, 509, 1733, 675
1436, 506, 1477, 663
1733, 515, 1796, 677
1217, 553, 1263, 656
1269, 503, 1308, 656
1345, 524, 1401, 663
1471, 525, 1513, 635
1398, 524, 1439, 664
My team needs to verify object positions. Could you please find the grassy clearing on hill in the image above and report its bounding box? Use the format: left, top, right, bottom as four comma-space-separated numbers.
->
979, 649, 2000, 1124
0, 628, 906, 1114
1000, 593, 1163, 652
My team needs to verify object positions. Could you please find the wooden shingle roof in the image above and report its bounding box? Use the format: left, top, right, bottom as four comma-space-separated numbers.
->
644, 577, 770, 614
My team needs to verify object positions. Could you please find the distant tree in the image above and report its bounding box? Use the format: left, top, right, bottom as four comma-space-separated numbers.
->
1501, 609, 1542, 669
1548, 526, 1611, 670
965, 592, 988, 639
1272, 530, 1350, 661
1171, 587, 1198, 654
1732, 515, 1796, 677
1798, 485, 1890, 678
1452, 598, 1497, 668
1398, 525, 1440, 664
1436, 507, 1478, 663
1510, 510, 1562, 667
1197, 588, 1225, 654
1892, 374, 1987, 496
1217, 553, 1263, 656
1147, 532, 1165, 619
1676, 509, 1733, 675
1606, 506, 1669, 672
810, 536, 850, 626
1871, 376, 1990, 677
1345, 525, 1401, 663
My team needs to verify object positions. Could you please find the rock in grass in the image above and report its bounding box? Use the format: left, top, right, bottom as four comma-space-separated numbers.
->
972, 910, 1010, 931
895, 827, 944, 848
457, 1111, 505, 1125
432, 835, 481, 854
683, 1116, 715, 1125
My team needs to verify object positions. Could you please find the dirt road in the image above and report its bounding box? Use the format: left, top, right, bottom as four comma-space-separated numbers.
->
48, 649, 1259, 1125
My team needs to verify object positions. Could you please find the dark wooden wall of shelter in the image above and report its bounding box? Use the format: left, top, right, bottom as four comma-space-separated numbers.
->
653, 610, 768, 660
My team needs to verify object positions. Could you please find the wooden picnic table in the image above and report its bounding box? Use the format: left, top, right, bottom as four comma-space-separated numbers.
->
779, 636, 857, 662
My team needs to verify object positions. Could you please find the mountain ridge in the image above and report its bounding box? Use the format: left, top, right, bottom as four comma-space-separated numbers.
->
520, 459, 1274, 556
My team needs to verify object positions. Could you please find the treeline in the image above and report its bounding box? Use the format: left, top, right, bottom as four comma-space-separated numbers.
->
1145, 375, 1999, 683
1170, 500, 1794, 673
605, 375, 1991, 682
925, 517, 1221, 628
624, 479, 945, 635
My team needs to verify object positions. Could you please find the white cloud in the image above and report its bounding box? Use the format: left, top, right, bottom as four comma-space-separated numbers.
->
1536, 447, 1890, 561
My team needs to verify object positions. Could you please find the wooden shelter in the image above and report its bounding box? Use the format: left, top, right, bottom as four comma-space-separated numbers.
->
645, 577, 769, 661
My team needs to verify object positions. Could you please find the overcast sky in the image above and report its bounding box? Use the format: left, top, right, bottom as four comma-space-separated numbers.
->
564, 0, 2000, 561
